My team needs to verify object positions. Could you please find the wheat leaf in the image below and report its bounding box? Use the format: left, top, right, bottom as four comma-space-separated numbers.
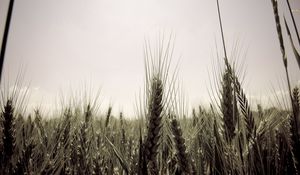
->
105, 136, 129, 174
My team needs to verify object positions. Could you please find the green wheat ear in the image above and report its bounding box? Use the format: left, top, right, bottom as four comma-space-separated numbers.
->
221, 68, 237, 143
144, 77, 163, 175
169, 114, 194, 174
1, 99, 16, 174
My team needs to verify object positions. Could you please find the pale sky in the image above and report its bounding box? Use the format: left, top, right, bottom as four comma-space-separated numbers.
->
0, 0, 299, 116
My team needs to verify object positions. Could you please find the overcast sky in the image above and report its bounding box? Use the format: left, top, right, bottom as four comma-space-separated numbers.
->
0, 0, 299, 116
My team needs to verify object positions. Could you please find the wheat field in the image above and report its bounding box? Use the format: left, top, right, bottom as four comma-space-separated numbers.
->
0, 0, 300, 174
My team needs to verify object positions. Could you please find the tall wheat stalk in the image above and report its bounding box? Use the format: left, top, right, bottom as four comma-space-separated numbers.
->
0, 0, 15, 82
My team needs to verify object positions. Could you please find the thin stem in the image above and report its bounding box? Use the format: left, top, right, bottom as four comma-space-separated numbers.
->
286, 0, 300, 46
216, 0, 228, 59
0, 0, 15, 83
285, 66, 299, 132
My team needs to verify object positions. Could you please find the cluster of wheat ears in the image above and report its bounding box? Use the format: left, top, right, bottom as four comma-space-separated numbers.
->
0, 0, 300, 175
